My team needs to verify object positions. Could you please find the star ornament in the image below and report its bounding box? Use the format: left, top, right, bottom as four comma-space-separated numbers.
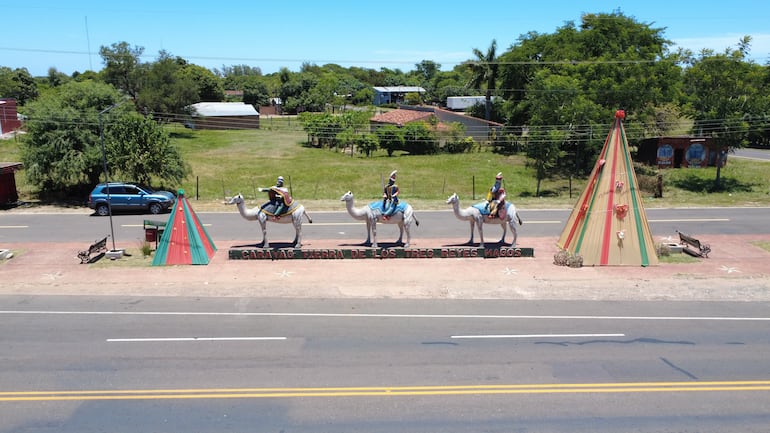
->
502, 267, 518, 275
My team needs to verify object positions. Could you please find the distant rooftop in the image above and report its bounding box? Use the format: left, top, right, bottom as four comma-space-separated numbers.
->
190, 102, 259, 117
373, 86, 426, 93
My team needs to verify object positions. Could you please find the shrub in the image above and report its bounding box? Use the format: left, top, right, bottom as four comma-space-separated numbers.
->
553, 249, 583, 268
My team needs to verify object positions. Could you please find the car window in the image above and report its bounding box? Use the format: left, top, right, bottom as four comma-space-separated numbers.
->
107, 186, 125, 194
123, 186, 140, 195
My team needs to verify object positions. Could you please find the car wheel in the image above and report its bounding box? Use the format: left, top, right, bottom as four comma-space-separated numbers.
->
96, 204, 110, 216
149, 203, 163, 215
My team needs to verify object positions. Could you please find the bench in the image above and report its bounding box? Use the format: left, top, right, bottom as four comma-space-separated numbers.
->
677, 231, 711, 258
78, 236, 108, 264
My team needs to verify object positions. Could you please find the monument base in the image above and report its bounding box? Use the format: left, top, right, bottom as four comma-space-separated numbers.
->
229, 246, 534, 261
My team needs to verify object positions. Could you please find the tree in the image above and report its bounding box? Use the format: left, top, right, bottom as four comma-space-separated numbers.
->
374, 125, 405, 157
107, 112, 189, 185
46, 67, 70, 88
178, 64, 224, 102
21, 81, 126, 191
241, 77, 270, 107
99, 41, 144, 98
21, 80, 188, 194
681, 38, 769, 189
467, 39, 498, 120
402, 122, 439, 155
413, 60, 442, 103
298, 112, 341, 148
520, 70, 603, 176
135, 51, 198, 118
0, 67, 39, 105
356, 133, 379, 157
527, 129, 566, 196
497, 11, 679, 126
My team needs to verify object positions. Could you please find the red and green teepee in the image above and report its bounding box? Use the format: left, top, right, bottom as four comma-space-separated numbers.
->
152, 190, 217, 266
557, 110, 658, 266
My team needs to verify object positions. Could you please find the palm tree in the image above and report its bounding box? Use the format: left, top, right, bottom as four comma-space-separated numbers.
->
467, 39, 498, 121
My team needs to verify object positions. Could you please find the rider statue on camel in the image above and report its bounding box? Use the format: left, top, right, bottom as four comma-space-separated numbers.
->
259, 176, 293, 220
486, 172, 507, 219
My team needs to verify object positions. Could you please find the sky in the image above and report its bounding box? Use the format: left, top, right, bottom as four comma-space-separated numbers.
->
2, 0, 770, 77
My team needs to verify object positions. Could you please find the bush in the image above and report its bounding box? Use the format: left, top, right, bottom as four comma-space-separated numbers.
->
655, 242, 670, 257
444, 137, 475, 154
553, 249, 583, 268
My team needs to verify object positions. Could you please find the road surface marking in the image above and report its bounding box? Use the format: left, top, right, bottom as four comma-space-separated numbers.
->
121, 223, 212, 227
451, 333, 625, 339
648, 218, 729, 222
2, 381, 769, 401
3, 311, 770, 321
106, 336, 286, 342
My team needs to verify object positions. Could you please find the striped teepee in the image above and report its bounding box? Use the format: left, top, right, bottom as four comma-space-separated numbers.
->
152, 189, 217, 266
556, 110, 658, 266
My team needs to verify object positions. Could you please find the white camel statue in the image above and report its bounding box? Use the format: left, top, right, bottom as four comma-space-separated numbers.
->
340, 191, 419, 248
446, 192, 522, 248
227, 193, 312, 247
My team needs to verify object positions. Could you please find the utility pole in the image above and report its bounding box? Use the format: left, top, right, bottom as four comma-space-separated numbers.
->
99, 101, 128, 258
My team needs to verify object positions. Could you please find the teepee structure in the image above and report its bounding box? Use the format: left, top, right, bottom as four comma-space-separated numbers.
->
152, 190, 217, 266
557, 110, 658, 266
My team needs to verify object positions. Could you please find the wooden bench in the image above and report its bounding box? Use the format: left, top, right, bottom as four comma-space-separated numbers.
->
677, 231, 711, 258
78, 236, 108, 264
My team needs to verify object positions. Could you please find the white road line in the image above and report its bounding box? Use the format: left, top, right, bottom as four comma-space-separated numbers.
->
106, 337, 286, 342
648, 218, 729, 222
302, 222, 365, 226
452, 333, 625, 339
0, 226, 28, 229
121, 224, 212, 228
3, 311, 770, 321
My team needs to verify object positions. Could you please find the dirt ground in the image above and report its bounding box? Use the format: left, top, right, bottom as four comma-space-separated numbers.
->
1, 234, 769, 301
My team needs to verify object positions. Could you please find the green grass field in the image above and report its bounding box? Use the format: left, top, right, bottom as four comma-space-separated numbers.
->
4, 116, 769, 211
168, 118, 770, 211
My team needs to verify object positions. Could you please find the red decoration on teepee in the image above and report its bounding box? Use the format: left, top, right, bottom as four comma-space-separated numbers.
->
152, 190, 217, 266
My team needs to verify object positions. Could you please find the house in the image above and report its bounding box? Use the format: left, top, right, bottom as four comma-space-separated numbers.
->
373, 86, 426, 106
259, 98, 283, 116
370, 105, 503, 142
431, 106, 503, 141
187, 102, 259, 130
0, 162, 23, 206
637, 136, 724, 168
0, 98, 23, 136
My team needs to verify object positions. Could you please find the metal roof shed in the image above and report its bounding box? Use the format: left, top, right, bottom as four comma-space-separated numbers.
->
188, 102, 260, 130
373, 86, 426, 106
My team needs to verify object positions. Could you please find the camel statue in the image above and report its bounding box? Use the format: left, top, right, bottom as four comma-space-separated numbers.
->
227, 193, 312, 247
340, 191, 419, 248
446, 192, 522, 248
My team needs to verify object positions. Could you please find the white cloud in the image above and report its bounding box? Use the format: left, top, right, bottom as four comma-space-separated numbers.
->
671, 33, 770, 61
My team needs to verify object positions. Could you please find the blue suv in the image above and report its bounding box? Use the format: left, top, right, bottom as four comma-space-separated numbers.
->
88, 182, 175, 216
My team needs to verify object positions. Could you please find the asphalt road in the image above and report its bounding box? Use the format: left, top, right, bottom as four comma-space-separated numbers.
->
2, 207, 769, 431
1, 207, 769, 244
2, 296, 770, 432
733, 147, 770, 161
